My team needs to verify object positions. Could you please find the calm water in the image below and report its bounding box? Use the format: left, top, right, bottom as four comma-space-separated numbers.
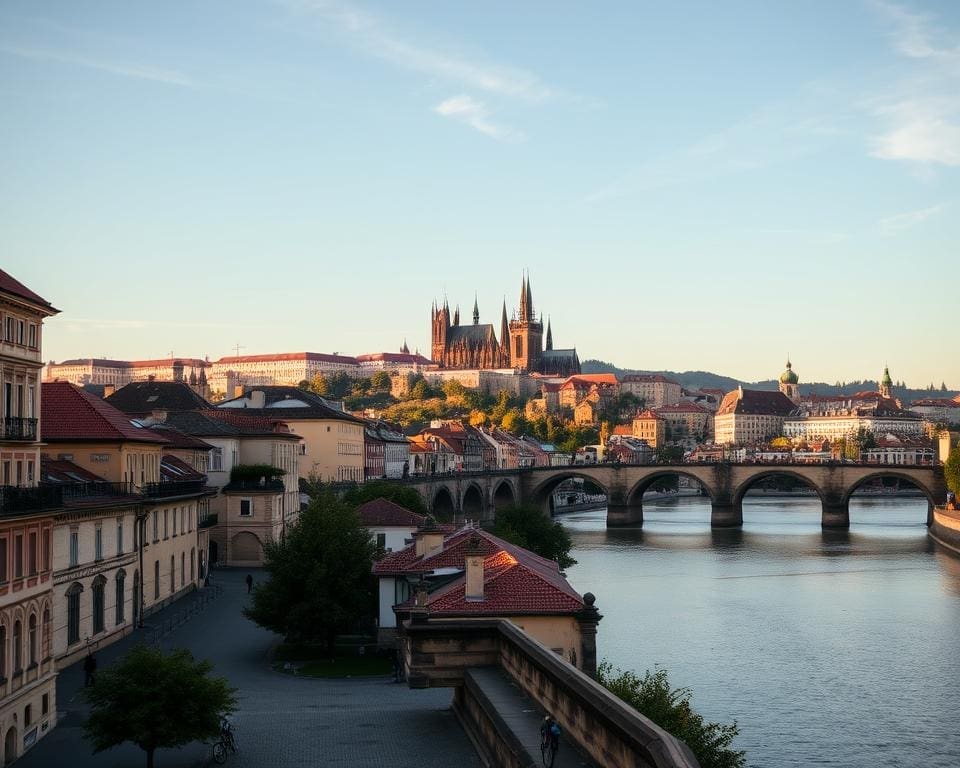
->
560, 496, 960, 768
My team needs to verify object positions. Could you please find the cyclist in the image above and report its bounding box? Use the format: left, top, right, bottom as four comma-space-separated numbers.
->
220, 715, 236, 753
540, 715, 560, 763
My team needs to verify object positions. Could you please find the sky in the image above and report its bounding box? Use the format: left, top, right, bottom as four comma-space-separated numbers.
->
1, 0, 958, 387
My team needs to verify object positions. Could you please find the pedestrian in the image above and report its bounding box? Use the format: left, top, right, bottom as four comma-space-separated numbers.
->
84, 651, 97, 687
245, 573, 253, 593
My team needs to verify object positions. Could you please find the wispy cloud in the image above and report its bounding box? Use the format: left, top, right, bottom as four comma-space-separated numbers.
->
867, 2, 960, 166
0, 43, 197, 87
287, 0, 554, 101
433, 95, 520, 141
878, 202, 947, 235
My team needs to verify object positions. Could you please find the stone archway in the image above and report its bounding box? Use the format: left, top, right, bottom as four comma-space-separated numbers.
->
432, 487, 456, 521
230, 532, 263, 566
730, 469, 825, 527
462, 484, 484, 520
844, 471, 937, 525
5, 725, 17, 764
492, 480, 517, 513
529, 472, 610, 520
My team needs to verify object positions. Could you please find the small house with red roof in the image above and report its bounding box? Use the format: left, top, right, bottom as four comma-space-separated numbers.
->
357, 497, 426, 553
373, 525, 598, 673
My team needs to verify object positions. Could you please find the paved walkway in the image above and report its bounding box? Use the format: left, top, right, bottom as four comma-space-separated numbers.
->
21, 569, 482, 767
467, 667, 591, 767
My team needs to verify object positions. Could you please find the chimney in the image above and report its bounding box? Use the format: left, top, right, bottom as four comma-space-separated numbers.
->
233, 385, 245, 399
103, 384, 115, 398
414, 518, 445, 558
151, 409, 168, 423
250, 390, 266, 409
464, 536, 485, 601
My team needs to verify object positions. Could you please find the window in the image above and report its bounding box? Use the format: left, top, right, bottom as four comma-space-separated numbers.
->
42, 609, 49, 660
180, 552, 185, 585
376, 533, 386, 550
67, 583, 83, 645
26, 460, 34, 484
95, 526, 103, 561
115, 570, 126, 625
239, 499, 252, 517
92, 576, 105, 634
0, 625, 5, 679
69, 529, 79, 567
190, 548, 195, 582
13, 620, 21, 672
0, 538, 6, 582
28, 324, 36, 349
180, 508, 185, 535
28, 614, 36, 667
154, 560, 160, 599
153, 511, 158, 543
164, 510, 169, 539
117, 520, 124, 555
42, 693, 48, 716
28, 532, 36, 575
211, 447, 223, 471
170, 555, 175, 593
14, 534, 23, 578
24, 704, 31, 727
16, 319, 24, 345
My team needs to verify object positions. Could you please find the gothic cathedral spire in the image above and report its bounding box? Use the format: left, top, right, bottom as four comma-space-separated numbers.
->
473, 294, 479, 325
546, 316, 553, 351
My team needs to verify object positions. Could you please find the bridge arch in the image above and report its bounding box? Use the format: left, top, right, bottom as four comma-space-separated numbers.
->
461, 483, 484, 520
732, 469, 825, 508
843, 470, 938, 524
528, 472, 610, 518
492, 479, 517, 513
627, 470, 716, 505
431, 486, 456, 521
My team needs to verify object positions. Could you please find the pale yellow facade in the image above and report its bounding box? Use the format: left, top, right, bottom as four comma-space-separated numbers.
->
631, 415, 665, 448
40, 441, 163, 491
140, 498, 205, 617
290, 418, 365, 483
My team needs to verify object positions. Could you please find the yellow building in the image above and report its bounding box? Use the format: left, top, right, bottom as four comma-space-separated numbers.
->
217, 387, 365, 482
714, 386, 796, 446
631, 409, 665, 448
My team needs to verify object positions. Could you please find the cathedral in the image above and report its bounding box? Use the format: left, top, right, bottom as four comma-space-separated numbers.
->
430, 274, 580, 376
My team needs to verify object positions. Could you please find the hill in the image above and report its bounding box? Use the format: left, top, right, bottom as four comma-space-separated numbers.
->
580, 360, 958, 404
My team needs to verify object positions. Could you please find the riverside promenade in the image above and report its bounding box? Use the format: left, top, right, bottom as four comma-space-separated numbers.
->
20, 570, 481, 768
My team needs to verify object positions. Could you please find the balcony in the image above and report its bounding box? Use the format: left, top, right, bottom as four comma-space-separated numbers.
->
2, 417, 37, 441
141, 480, 206, 498
0, 485, 63, 515
222, 479, 285, 493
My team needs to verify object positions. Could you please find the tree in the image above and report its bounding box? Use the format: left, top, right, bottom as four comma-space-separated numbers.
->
500, 409, 526, 434
370, 370, 392, 392
654, 445, 684, 463
308, 372, 329, 396
492, 504, 576, 569
84, 645, 237, 768
410, 379, 432, 400
244, 489, 378, 651
597, 663, 745, 768
946, 446, 960, 496
341, 480, 429, 516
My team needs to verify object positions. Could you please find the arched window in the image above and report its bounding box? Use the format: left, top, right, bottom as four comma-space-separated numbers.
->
115, 570, 126, 625
27, 615, 36, 667
42, 608, 50, 661
12, 620, 21, 673
92, 576, 106, 635
66, 583, 83, 645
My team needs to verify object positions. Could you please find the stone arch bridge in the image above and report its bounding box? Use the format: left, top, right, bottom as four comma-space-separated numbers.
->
400, 463, 947, 529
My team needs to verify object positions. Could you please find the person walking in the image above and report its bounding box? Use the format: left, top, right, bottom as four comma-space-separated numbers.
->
245, 574, 253, 594
83, 651, 97, 687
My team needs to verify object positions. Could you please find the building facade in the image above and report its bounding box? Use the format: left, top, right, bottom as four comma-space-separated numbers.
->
714, 387, 797, 446
620, 374, 682, 409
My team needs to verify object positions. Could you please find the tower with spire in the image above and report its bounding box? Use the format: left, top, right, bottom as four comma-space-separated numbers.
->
508, 271, 544, 372
778, 358, 800, 404
880, 365, 893, 400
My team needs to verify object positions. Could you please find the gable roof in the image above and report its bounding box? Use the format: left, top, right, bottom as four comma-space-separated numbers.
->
356, 498, 425, 528
106, 381, 212, 415
161, 410, 296, 439
41, 382, 170, 444
160, 455, 206, 482
217, 386, 363, 423
0, 268, 58, 313
717, 388, 796, 417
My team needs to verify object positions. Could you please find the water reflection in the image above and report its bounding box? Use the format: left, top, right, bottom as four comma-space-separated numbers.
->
559, 496, 960, 768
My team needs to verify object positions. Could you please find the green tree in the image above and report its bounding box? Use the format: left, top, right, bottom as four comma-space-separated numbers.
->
441, 379, 468, 402
492, 504, 576, 569
84, 645, 237, 768
244, 490, 377, 651
326, 371, 353, 399
370, 370, 392, 392
500, 408, 526, 434
945, 446, 960, 496
308, 372, 329, 395
410, 378, 432, 400
654, 445, 685, 463
341, 480, 429, 516
597, 663, 744, 768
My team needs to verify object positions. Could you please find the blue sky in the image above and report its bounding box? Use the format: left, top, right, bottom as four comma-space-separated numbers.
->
1, 1, 957, 387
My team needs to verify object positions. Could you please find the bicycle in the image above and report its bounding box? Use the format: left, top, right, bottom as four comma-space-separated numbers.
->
212, 720, 238, 764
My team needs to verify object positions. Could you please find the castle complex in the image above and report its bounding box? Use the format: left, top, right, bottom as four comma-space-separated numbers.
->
430, 274, 580, 376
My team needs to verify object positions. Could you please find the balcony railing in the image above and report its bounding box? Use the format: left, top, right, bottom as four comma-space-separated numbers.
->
2, 417, 37, 441
141, 480, 206, 498
198, 513, 218, 529
0, 485, 64, 515
222, 479, 286, 493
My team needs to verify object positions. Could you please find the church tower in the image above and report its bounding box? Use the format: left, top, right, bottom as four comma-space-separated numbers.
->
431, 299, 450, 364
880, 365, 893, 399
779, 359, 800, 404
508, 272, 544, 372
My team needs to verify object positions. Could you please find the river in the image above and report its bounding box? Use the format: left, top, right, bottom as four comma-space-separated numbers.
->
560, 495, 960, 768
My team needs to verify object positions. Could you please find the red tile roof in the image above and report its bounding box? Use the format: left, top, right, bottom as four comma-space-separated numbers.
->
41, 382, 170, 443
146, 426, 214, 450
717, 388, 796, 417
633, 409, 663, 421
355, 352, 433, 365
357, 498, 426, 528
621, 374, 679, 385
0, 268, 57, 311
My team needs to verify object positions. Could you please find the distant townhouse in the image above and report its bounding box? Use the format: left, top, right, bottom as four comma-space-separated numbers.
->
355, 351, 433, 377
654, 401, 714, 443
909, 396, 960, 426
714, 387, 797, 445
861, 435, 935, 465
558, 375, 619, 411
0, 269, 60, 760
408, 435, 458, 475
357, 497, 425, 554
363, 424, 385, 480
784, 388, 923, 442
365, 421, 409, 479
631, 409, 665, 448
217, 387, 363, 482
620, 374, 682, 408
418, 422, 486, 472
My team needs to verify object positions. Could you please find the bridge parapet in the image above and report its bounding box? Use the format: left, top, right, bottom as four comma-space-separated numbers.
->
403, 618, 700, 768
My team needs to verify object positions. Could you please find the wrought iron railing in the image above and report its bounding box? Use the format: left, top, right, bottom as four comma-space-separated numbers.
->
141, 480, 206, 497
2, 417, 37, 441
